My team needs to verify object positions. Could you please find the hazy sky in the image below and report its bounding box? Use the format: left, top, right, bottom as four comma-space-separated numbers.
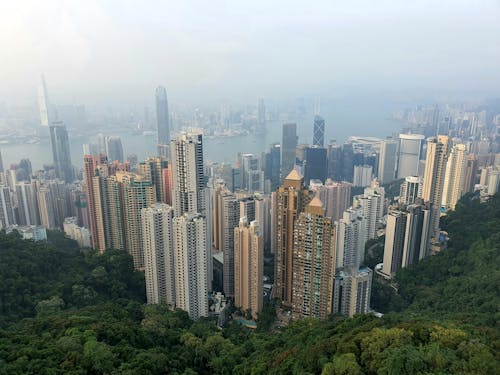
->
1, 0, 500, 106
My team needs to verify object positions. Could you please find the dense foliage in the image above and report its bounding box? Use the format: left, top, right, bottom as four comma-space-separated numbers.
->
0, 194, 498, 374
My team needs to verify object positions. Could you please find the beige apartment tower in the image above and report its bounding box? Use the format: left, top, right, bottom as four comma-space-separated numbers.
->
422, 135, 451, 241
234, 217, 264, 318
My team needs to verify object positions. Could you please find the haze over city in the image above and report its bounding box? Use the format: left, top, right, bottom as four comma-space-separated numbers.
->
1, 0, 500, 106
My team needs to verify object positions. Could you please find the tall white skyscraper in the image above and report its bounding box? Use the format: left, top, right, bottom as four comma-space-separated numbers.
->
397, 134, 425, 179
141, 203, 176, 306
173, 213, 209, 320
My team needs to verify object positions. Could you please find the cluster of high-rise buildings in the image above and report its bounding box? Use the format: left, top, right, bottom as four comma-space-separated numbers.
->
2, 81, 499, 324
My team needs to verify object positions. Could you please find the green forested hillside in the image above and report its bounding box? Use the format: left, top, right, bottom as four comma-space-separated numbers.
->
0, 195, 499, 374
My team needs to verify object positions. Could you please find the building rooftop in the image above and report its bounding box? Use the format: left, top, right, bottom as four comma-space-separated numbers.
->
285, 168, 303, 181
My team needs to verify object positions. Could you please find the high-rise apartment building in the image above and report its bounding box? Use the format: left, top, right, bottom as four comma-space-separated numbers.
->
0, 186, 15, 229
399, 176, 423, 205
118, 172, 155, 270
332, 268, 372, 317
281, 123, 298, 181
220, 190, 239, 297
397, 134, 425, 179
84, 154, 107, 251
378, 139, 398, 183
234, 217, 263, 318
323, 180, 351, 221
49, 122, 74, 183
15, 181, 40, 226
155, 86, 170, 146
291, 197, 335, 319
335, 208, 367, 270
313, 115, 325, 147
170, 133, 206, 217
422, 136, 451, 241
381, 210, 407, 278
442, 143, 468, 210
352, 183, 385, 240
353, 165, 373, 187
173, 213, 208, 320
141, 203, 176, 306
462, 154, 478, 195
274, 169, 313, 305
240, 153, 264, 192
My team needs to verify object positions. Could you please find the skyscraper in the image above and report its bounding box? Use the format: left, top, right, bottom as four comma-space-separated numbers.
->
442, 143, 468, 210
15, 181, 40, 226
353, 165, 373, 187
291, 197, 335, 319
234, 217, 263, 318
281, 123, 298, 181
173, 213, 209, 320
38, 75, 53, 127
240, 153, 264, 192
332, 267, 372, 317
335, 208, 367, 270
105, 136, 124, 163
170, 133, 206, 217
118, 172, 155, 270
303, 146, 327, 184
378, 139, 398, 183
323, 180, 351, 221
381, 209, 407, 278
84, 154, 108, 251
219, 189, 239, 297
0, 186, 15, 229
274, 169, 313, 305
263, 143, 281, 192
397, 134, 425, 179
352, 183, 385, 240
155, 86, 170, 146
399, 176, 423, 205
141, 203, 176, 306
313, 115, 325, 147
49, 122, 74, 182
422, 136, 451, 241
327, 143, 342, 181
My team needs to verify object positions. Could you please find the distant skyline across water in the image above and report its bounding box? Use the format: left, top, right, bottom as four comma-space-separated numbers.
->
1, 96, 404, 170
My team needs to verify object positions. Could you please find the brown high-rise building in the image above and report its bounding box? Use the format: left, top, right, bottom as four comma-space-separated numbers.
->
291, 196, 335, 319
274, 169, 313, 305
234, 217, 263, 318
